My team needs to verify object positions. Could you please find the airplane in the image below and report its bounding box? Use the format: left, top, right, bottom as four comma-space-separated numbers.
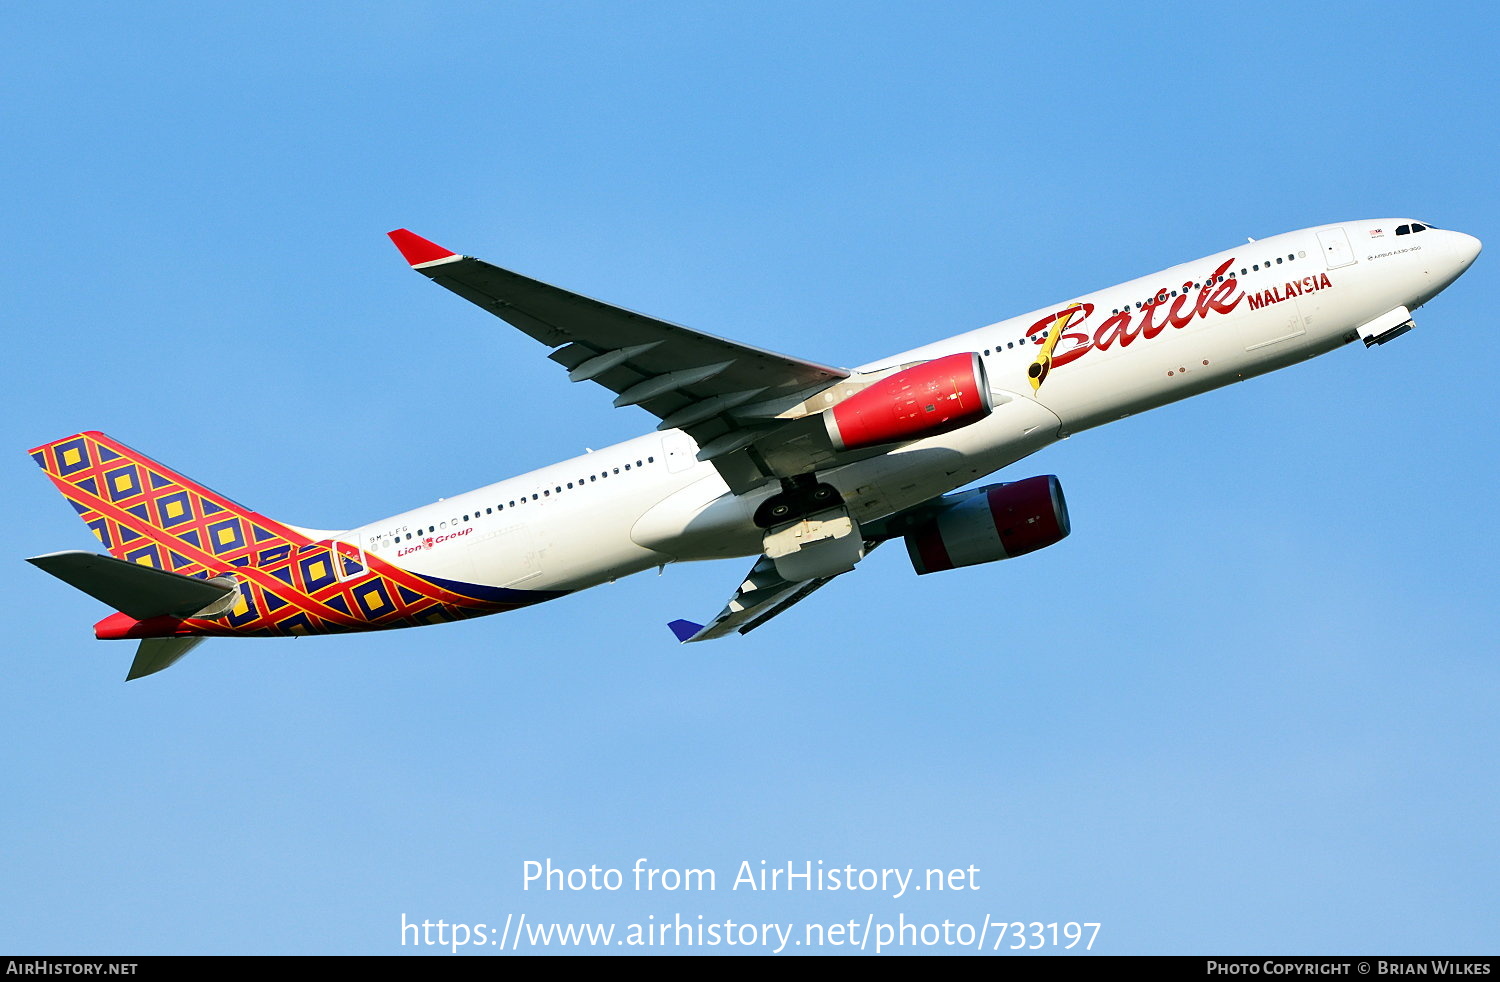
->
26, 220, 1481, 679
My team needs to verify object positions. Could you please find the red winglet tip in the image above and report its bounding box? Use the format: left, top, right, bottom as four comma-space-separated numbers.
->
387, 228, 457, 266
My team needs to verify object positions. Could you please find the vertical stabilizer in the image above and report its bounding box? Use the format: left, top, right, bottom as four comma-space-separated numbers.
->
28, 431, 331, 580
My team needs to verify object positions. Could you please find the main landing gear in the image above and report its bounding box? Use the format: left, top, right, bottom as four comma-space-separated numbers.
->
753, 473, 863, 582
752, 474, 845, 529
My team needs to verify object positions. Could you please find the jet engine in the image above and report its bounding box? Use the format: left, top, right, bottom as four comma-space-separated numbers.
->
824, 351, 992, 451
905, 475, 1070, 574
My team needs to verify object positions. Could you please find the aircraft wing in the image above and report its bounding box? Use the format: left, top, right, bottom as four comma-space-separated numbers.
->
668, 542, 881, 642
389, 230, 849, 491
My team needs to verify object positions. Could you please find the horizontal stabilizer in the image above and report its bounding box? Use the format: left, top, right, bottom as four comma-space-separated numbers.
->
27, 550, 236, 620
128, 636, 206, 681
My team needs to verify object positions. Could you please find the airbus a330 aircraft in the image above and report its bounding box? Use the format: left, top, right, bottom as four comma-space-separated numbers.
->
28, 220, 1480, 679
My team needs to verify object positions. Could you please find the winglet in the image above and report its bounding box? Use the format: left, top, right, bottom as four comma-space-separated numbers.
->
387, 229, 458, 267
668, 619, 704, 643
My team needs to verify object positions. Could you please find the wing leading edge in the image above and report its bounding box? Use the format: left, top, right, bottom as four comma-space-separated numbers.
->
388, 230, 850, 492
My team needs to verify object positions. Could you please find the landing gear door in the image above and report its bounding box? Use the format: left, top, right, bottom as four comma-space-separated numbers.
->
1316, 227, 1357, 270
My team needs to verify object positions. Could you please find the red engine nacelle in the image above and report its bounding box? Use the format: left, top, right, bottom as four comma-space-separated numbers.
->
905, 475, 1071, 575
825, 352, 992, 451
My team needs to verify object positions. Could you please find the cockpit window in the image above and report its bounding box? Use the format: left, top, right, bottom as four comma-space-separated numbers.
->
1412, 223, 1427, 232
1396, 224, 1411, 235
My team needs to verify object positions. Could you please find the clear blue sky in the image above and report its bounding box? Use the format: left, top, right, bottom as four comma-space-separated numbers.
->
3, 1, 1496, 955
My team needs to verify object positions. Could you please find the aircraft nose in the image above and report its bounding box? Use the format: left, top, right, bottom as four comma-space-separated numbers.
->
1451, 231, 1482, 267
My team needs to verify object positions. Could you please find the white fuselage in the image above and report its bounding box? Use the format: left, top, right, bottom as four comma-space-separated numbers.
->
343, 221, 1480, 596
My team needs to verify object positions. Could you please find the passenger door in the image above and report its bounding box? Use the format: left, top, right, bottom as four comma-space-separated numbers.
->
1316, 227, 1357, 269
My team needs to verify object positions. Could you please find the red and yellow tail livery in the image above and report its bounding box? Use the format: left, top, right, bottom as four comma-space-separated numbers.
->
29, 432, 554, 678
32, 431, 315, 578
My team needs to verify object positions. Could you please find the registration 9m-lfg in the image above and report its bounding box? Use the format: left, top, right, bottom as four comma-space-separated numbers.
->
524, 858, 982, 899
